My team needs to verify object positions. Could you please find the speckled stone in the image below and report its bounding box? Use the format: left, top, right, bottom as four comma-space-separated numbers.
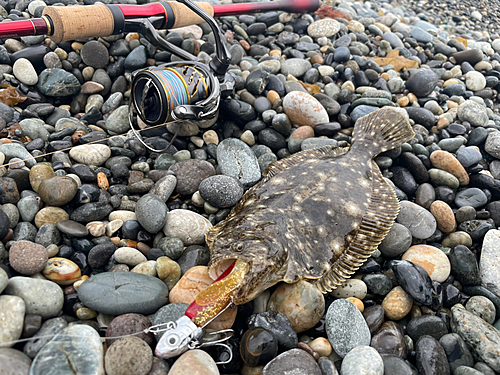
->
465, 296, 496, 325
0, 295, 25, 347
451, 305, 500, 372
325, 299, 371, 358
34, 207, 69, 228
382, 286, 413, 320
4, 276, 63, 319
340, 346, 384, 375
105, 336, 153, 375
479, 229, 500, 297
217, 138, 261, 188
9, 240, 48, 275
430, 200, 456, 233
0, 348, 32, 375
135, 194, 168, 234
330, 279, 367, 299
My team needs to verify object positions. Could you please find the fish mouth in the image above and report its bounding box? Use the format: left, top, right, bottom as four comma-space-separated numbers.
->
209, 258, 244, 280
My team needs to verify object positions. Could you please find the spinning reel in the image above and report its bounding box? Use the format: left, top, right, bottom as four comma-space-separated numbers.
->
128, 0, 234, 152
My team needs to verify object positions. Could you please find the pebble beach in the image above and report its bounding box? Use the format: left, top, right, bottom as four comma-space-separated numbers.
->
0, 0, 500, 373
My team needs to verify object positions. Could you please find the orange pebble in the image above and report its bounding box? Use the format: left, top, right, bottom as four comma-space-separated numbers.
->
347, 297, 364, 312
97, 172, 109, 190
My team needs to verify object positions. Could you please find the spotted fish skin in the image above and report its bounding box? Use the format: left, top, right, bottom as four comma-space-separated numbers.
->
206, 107, 415, 304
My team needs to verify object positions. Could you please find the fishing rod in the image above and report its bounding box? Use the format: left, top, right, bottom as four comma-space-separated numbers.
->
0, 0, 320, 42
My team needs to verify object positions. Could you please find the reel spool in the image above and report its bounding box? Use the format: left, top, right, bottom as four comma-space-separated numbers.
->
130, 61, 222, 152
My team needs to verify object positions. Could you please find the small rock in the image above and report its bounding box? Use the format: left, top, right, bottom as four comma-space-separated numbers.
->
4, 276, 63, 319
163, 209, 212, 246
283, 91, 329, 127
69, 144, 111, 166
479, 229, 500, 297
340, 346, 384, 375
78, 272, 168, 315
402, 245, 451, 282
167, 349, 219, 375
325, 299, 371, 358
0, 295, 25, 347
268, 280, 325, 333
382, 286, 413, 320
262, 348, 321, 375
30, 325, 103, 375
397, 201, 437, 239
9, 240, 48, 276
104, 336, 153, 375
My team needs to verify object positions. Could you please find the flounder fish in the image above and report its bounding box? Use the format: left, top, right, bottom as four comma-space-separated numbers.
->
155, 107, 415, 358
206, 107, 415, 303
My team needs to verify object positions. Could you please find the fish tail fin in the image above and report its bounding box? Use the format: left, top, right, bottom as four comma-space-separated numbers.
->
350, 107, 415, 156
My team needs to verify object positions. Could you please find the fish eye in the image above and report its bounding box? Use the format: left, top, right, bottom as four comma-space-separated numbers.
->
234, 242, 244, 252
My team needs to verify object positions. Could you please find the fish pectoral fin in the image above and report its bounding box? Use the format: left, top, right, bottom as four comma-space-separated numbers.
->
314, 168, 400, 293
263, 145, 349, 181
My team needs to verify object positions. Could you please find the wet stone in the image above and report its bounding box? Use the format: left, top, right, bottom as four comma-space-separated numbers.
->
391, 260, 432, 306
247, 310, 298, 350
407, 315, 449, 343
449, 245, 481, 286
455, 188, 488, 208
363, 304, 385, 335
406, 69, 438, 97
416, 335, 450, 375
240, 327, 278, 367
439, 333, 474, 373
37, 68, 81, 97
370, 321, 407, 358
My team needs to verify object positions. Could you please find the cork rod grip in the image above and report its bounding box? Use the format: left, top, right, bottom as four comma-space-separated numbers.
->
167, 1, 214, 28
43, 5, 115, 43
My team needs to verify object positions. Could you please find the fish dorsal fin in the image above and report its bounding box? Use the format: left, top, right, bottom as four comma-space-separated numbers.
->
263, 145, 349, 182
314, 162, 400, 293
350, 107, 415, 156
